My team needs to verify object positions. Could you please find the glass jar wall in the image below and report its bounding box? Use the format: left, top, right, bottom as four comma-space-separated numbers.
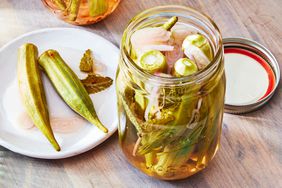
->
42, 0, 120, 25
116, 6, 225, 180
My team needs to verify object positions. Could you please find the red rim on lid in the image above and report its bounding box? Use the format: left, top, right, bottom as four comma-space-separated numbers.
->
223, 38, 280, 114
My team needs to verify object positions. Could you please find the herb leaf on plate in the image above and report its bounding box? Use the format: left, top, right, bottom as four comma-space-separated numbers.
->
79, 49, 94, 73
81, 74, 113, 94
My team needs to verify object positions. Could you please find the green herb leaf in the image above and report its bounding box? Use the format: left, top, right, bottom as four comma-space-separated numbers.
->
81, 74, 113, 94
79, 49, 94, 73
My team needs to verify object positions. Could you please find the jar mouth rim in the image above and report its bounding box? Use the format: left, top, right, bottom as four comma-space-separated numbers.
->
121, 5, 223, 85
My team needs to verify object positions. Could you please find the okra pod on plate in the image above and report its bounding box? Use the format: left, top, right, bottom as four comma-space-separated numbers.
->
38, 50, 108, 133
18, 43, 60, 151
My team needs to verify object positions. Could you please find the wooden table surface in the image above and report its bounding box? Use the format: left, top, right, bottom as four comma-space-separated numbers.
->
0, 0, 281, 187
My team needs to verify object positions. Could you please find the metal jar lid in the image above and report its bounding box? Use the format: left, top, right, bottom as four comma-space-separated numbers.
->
223, 37, 280, 114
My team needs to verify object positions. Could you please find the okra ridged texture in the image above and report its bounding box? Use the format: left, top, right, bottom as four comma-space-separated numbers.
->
38, 50, 108, 133
18, 43, 60, 151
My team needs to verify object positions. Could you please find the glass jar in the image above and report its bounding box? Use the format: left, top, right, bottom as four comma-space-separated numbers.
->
116, 6, 225, 180
42, 0, 120, 25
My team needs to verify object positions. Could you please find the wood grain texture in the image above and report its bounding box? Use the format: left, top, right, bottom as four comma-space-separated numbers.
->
0, 0, 281, 187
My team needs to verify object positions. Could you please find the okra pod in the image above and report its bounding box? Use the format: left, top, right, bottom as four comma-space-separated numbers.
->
53, 0, 66, 11
172, 58, 198, 77
182, 34, 213, 69
88, 0, 108, 17
38, 50, 108, 133
162, 16, 178, 31
138, 94, 198, 155
18, 43, 60, 151
153, 122, 204, 177
139, 50, 167, 74
68, 0, 81, 21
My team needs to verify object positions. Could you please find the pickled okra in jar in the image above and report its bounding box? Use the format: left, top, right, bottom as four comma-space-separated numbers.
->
42, 0, 120, 25
117, 6, 225, 180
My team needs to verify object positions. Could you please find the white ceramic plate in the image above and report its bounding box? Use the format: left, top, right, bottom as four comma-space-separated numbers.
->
0, 28, 119, 159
